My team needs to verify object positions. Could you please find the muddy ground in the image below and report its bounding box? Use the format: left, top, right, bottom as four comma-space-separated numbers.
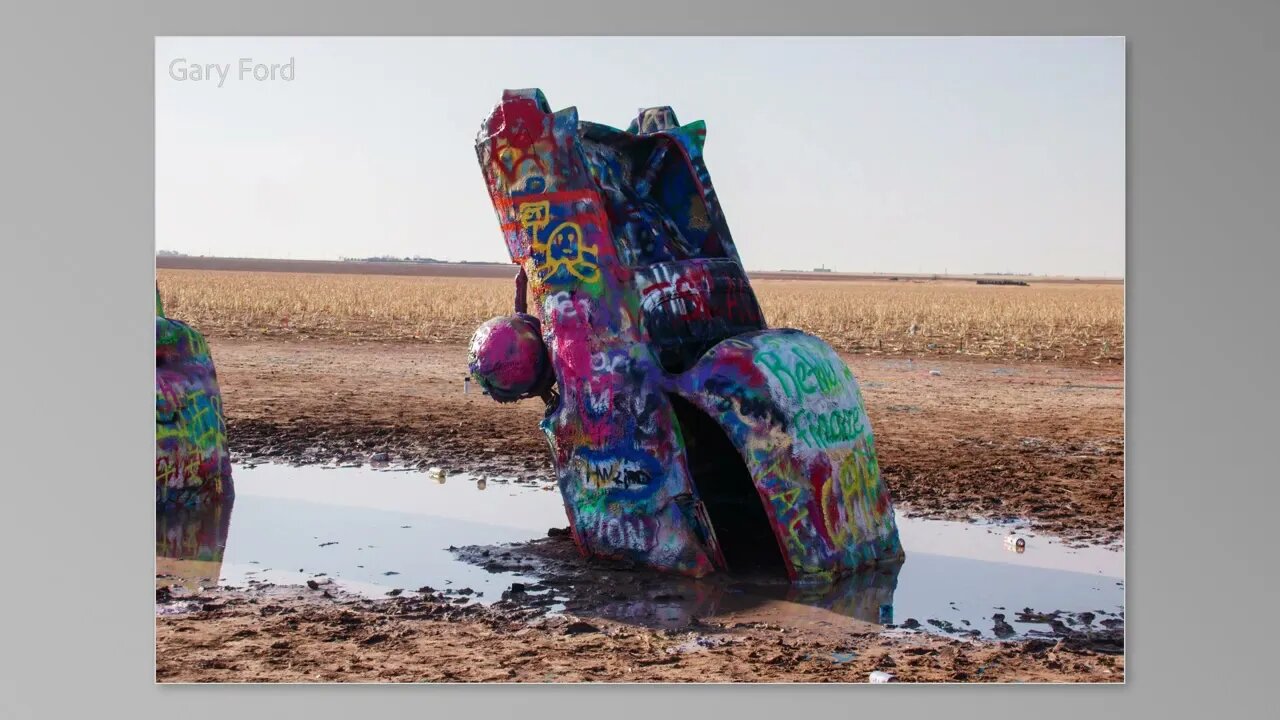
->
156, 337, 1124, 683
157, 534, 1122, 683
215, 338, 1124, 546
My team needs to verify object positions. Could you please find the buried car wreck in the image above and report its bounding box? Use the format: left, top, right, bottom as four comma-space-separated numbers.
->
469, 89, 902, 584
156, 288, 233, 507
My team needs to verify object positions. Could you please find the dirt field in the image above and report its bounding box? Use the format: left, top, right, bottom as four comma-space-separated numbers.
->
156, 265, 1124, 683
156, 580, 1122, 683
213, 338, 1123, 546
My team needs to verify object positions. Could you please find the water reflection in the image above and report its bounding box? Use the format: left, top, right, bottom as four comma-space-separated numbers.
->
787, 566, 901, 624
156, 497, 234, 591
154, 463, 1122, 639
576, 563, 902, 628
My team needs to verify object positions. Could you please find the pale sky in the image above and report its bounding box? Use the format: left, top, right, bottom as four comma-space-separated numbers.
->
156, 36, 1124, 277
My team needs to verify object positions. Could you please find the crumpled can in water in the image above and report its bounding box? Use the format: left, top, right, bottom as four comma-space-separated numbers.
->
1004, 535, 1027, 552
869, 671, 895, 683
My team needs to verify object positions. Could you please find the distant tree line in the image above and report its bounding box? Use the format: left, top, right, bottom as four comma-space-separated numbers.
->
339, 255, 506, 265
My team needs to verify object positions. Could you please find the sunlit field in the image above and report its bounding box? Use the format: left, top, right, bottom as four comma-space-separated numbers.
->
158, 269, 1123, 366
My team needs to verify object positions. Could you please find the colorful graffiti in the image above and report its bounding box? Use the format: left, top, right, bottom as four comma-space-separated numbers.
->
471, 89, 901, 583
156, 496, 234, 592
157, 288, 233, 507
468, 313, 554, 403
674, 331, 901, 580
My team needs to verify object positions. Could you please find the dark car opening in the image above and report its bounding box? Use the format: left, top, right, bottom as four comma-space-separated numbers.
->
638, 259, 766, 374
578, 123, 729, 268
668, 394, 787, 578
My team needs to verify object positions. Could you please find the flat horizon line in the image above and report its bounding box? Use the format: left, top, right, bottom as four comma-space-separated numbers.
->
154, 254, 1124, 283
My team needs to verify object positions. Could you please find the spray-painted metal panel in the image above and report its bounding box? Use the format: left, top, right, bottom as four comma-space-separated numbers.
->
157, 289, 233, 507
470, 90, 901, 581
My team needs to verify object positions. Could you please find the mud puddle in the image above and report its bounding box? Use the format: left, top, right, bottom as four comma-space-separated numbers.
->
157, 463, 569, 606
157, 463, 1123, 643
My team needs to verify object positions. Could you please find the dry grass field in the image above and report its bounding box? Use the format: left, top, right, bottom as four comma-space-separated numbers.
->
157, 268, 1123, 365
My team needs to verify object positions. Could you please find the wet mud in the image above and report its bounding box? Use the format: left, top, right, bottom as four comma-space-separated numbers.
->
156, 580, 1123, 683
155, 462, 1124, 683
452, 531, 1122, 653
156, 337, 1124, 682
215, 338, 1124, 545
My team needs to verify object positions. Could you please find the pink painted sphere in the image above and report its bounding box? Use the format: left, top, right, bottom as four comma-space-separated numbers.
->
468, 314, 552, 403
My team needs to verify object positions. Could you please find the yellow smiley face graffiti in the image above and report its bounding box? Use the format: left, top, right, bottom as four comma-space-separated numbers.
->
518, 200, 600, 283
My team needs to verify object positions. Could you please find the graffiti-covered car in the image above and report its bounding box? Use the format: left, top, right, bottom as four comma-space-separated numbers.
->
469, 89, 902, 584
156, 288, 233, 507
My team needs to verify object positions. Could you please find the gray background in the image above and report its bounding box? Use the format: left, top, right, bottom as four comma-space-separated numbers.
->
2, 0, 1277, 717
